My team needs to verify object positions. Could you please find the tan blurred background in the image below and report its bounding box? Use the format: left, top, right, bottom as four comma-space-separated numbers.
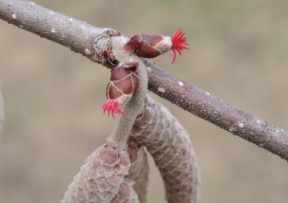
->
1, 0, 288, 202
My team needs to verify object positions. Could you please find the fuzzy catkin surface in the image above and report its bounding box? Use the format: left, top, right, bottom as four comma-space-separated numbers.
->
61, 96, 199, 203
126, 140, 149, 203
110, 179, 139, 203
131, 95, 201, 203
61, 143, 135, 203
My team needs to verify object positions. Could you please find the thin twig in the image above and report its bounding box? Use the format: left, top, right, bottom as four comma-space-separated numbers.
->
144, 60, 288, 160
0, 0, 288, 160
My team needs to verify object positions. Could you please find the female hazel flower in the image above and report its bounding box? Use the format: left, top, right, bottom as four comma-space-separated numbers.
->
103, 28, 189, 118
124, 27, 189, 63
102, 62, 139, 119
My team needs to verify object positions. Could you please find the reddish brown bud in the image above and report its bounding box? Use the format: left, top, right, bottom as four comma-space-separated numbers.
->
124, 35, 162, 58
103, 62, 139, 118
124, 28, 189, 63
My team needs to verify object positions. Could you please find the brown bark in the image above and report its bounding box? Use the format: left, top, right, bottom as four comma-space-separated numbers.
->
1, 0, 287, 161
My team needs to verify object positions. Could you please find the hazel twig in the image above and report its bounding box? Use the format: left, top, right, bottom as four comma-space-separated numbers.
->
0, 0, 287, 161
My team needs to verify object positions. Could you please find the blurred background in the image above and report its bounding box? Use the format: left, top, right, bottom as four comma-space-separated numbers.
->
1, 0, 288, 202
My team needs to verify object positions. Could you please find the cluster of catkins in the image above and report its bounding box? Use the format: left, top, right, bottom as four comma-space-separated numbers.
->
61, 28, 197, 203
102, 28, 189, 118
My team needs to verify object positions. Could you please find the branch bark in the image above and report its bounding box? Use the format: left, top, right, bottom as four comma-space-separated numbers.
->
1, 0, 288, 161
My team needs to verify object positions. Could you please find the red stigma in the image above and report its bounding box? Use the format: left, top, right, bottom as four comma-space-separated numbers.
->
102, 100, 124, 119
171, 27, 189, 64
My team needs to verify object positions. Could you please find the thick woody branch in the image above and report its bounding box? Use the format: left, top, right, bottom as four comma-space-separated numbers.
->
0, 0, 101, 61
1, 0, 288, 160
145, 60, 288, 160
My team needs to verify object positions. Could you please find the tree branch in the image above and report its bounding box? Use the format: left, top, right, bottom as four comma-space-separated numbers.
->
145, 60, 288, 160
0, 0, 101, 61
1, 0, 288, 161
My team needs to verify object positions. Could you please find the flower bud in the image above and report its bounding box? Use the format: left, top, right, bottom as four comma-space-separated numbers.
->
103, 62, 139, 118
124, 27, 189, 63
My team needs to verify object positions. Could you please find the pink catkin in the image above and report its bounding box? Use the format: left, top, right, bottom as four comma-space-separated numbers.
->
62, 96, 199, 203
126, 137, 149, 203
110, 180, 139, 203
171, 27, 189, 64
131, 95, 200, 203
61, 144, 131, 203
